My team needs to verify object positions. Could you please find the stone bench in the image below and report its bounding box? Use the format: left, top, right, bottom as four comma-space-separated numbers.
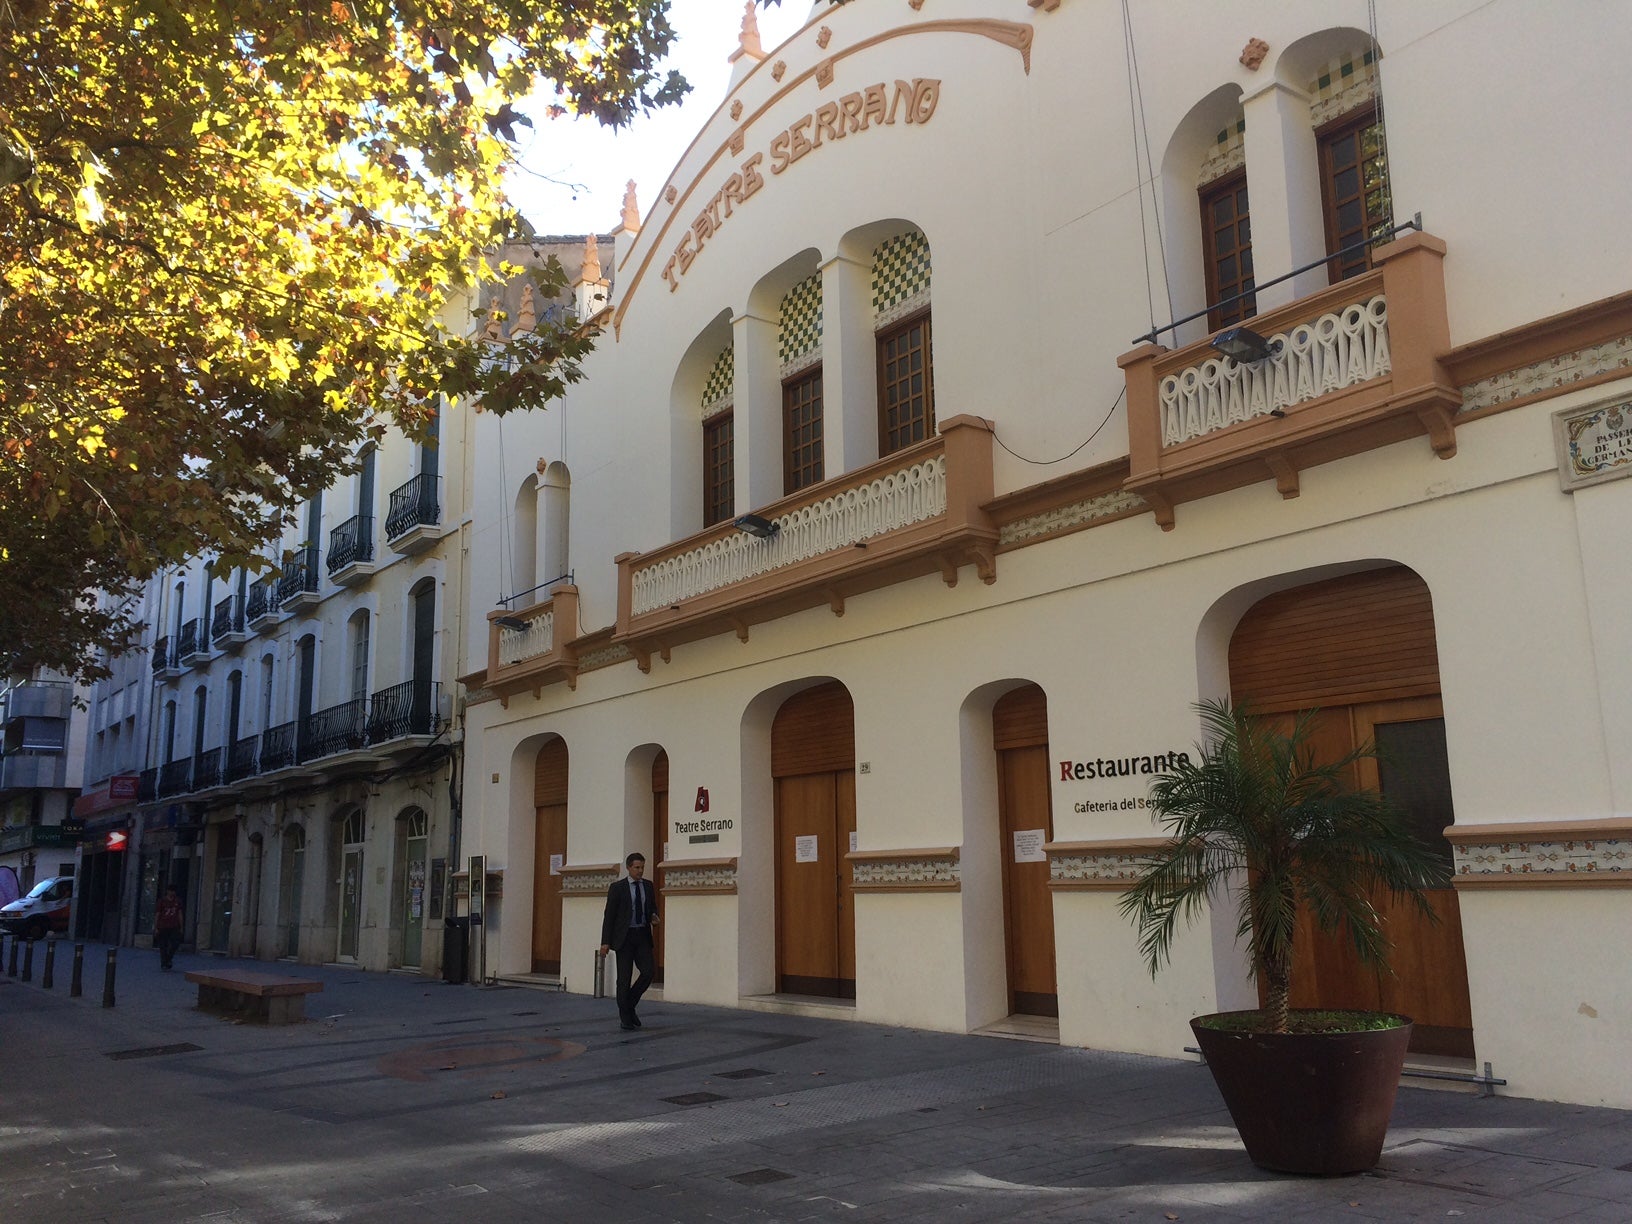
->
185, 968, 324, 1025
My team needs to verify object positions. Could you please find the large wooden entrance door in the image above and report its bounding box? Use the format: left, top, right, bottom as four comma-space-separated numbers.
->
531, 739, 568, 975
651, 750, 668, 983
772, 683, 857, 999
338, 811, 363, 962
1230, 567, 1474, 1057
994, 686, 1058, 1017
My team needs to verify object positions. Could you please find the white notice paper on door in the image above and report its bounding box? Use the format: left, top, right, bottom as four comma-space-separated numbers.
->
1012, 829, 1047, 863
849, 830, 858, 853
795, 835, 819, 863
549, 853, 563, 875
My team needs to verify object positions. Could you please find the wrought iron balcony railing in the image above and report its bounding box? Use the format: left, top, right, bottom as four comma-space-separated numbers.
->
178, 618, 203, 663
225, 734, 259, 783
192, 747, 222, 791
327, 515, 375, 575
367, 680, 440, 742
260, 720, 298, 772
303, 698, 369, 759
137, 767, 158, 803
246, 576, 277, 626
386, 473, 441, 540
151, 636, 171, 675
277, 546, 320, 608
158, 758, 193, 797
211, 594, 246, 645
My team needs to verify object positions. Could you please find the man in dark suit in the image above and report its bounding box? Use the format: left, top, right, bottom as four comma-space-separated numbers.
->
600, 851, 657, 1031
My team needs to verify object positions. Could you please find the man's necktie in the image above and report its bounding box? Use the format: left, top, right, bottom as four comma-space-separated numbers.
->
633, 881, 645, 927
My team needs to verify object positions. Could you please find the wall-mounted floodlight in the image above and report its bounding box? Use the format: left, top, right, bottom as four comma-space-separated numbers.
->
734, 513, 780, 539
1210, 326, 1277, 363
494, 616, 529, 631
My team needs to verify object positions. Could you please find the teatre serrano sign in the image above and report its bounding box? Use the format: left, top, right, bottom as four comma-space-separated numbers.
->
661, 78, 943, 293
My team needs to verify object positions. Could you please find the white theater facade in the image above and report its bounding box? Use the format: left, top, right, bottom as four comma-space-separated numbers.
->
457, 1, 1632, 1108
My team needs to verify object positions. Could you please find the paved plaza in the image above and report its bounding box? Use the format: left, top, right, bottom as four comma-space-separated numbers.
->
2, 941, 1630, 1222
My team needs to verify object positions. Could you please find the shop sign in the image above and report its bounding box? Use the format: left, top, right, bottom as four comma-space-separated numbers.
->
1058, 748, 1192, 814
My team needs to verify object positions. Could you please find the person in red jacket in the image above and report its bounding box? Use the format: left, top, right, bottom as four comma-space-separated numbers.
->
154, 886, 183, 971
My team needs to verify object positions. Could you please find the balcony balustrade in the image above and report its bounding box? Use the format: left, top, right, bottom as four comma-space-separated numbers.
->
211, 594, 247, 647
157, 758, 193, 797
137, 767, 158, 803
192, 747, 222, 791
225, 734, 259, 783
260, 720, 298, 772
151, 636, 171, 675
483, 588, 579, 704
245, 577, 281, 630
1119, 232, 1460, 529
614, 416, 997, 669
366, 680, 441, 742
385, 473, 444, 554
277, 546, 321, 611
178, 618, 207, 665
303, 698, 370, 759
327, 515, 376, 585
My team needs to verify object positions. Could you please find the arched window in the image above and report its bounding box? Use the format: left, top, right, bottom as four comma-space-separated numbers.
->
348, 611, 371, 705
700, 345, 735, 526
871, 231, 934, 455
513, 473, 538, 599
541, 462, 571, 585
779, 273, 824, 493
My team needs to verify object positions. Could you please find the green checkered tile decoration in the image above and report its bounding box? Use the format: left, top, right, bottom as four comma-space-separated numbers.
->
1309, 50, 1379, 126
1199, 116, 1246, 187
872, 231, 931, 327
701, 344, 733, 418
778, 273, 823, 370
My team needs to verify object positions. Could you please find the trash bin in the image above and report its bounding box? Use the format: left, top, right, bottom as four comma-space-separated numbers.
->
442, 917, 469, 985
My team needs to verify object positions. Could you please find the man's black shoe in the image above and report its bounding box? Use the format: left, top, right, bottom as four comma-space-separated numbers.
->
630, 1013, 642, 1027
620, 1021, 638, 1032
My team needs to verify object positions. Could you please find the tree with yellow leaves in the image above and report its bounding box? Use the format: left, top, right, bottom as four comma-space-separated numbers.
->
0, 0, 686, 680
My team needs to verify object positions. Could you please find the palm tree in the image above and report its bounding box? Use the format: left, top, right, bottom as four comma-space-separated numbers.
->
1119, 698, 1447, 1033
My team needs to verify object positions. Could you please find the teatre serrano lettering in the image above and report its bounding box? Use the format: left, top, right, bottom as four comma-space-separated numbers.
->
1058, 751, 1192, 782
661, 78, 942, 292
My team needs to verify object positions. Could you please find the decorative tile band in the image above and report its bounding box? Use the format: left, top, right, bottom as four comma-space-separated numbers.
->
702, 343, 734, 418
1451, 836, 1632, 887
1459, 335, 1632, 413
1046, 839, 1169, 891
558, 864, 621, 896
872, 230, 931, 325
847, 848, 960, 892
576, 643, 633, 672
778, 273, 823, 367
1197, 118, 1245, 188
998, 490, 1148, 547
1307, 51, 1379, 128
662, 857, 738, 895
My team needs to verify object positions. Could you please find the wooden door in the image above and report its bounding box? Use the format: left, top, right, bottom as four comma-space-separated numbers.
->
531, 739, 568, 974
651, 750, 668, 982
772, 683, 856, 999
994, 686, 1057, 1017
1231, 568, 1473, 1057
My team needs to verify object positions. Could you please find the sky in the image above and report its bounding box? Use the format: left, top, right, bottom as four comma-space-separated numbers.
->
507, 1, 812, 237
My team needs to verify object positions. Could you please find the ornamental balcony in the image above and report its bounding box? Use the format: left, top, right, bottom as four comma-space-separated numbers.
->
482, 584, 580, 706
277, 545, 321, 613
157, 758, 193, 798
1119, 232, 1460, 530
225, 734, 259, 783
191, 747, 222, 792
327, 515, 376, 586
245, 577, 282, 632
385, 473, 446, 556
151, 635, 180, 681
211, 594, 247, 649
137, 767, 158, 804
614, 415, 997, 669
178, 618, 208, 667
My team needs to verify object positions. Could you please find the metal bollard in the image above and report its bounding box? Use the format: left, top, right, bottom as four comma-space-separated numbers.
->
592, 948, 607, 998
70, 943, 84, 998
42, 937, 55, 989
5, 934, 14, 977
22, 938, 34, 983
102, 947, 117, 1008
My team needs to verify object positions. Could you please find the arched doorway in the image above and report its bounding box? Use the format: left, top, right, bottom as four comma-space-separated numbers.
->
651, 750, 668, 983
1228, 565, 1473, 1057
401, 809, 428, 968
338, 809, 365, 962
532, 739, 568, 974
993, 685, 1057, 1018
772, 682, 857, 999
279, 825, 305, 958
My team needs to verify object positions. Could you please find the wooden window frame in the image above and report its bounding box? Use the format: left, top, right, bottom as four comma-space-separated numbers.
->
1199, 169, 1256, 330
876, 309, 935, 457
1317, 102, 1392, 284
782, 366, 824, 495
701, 410, 735, 528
